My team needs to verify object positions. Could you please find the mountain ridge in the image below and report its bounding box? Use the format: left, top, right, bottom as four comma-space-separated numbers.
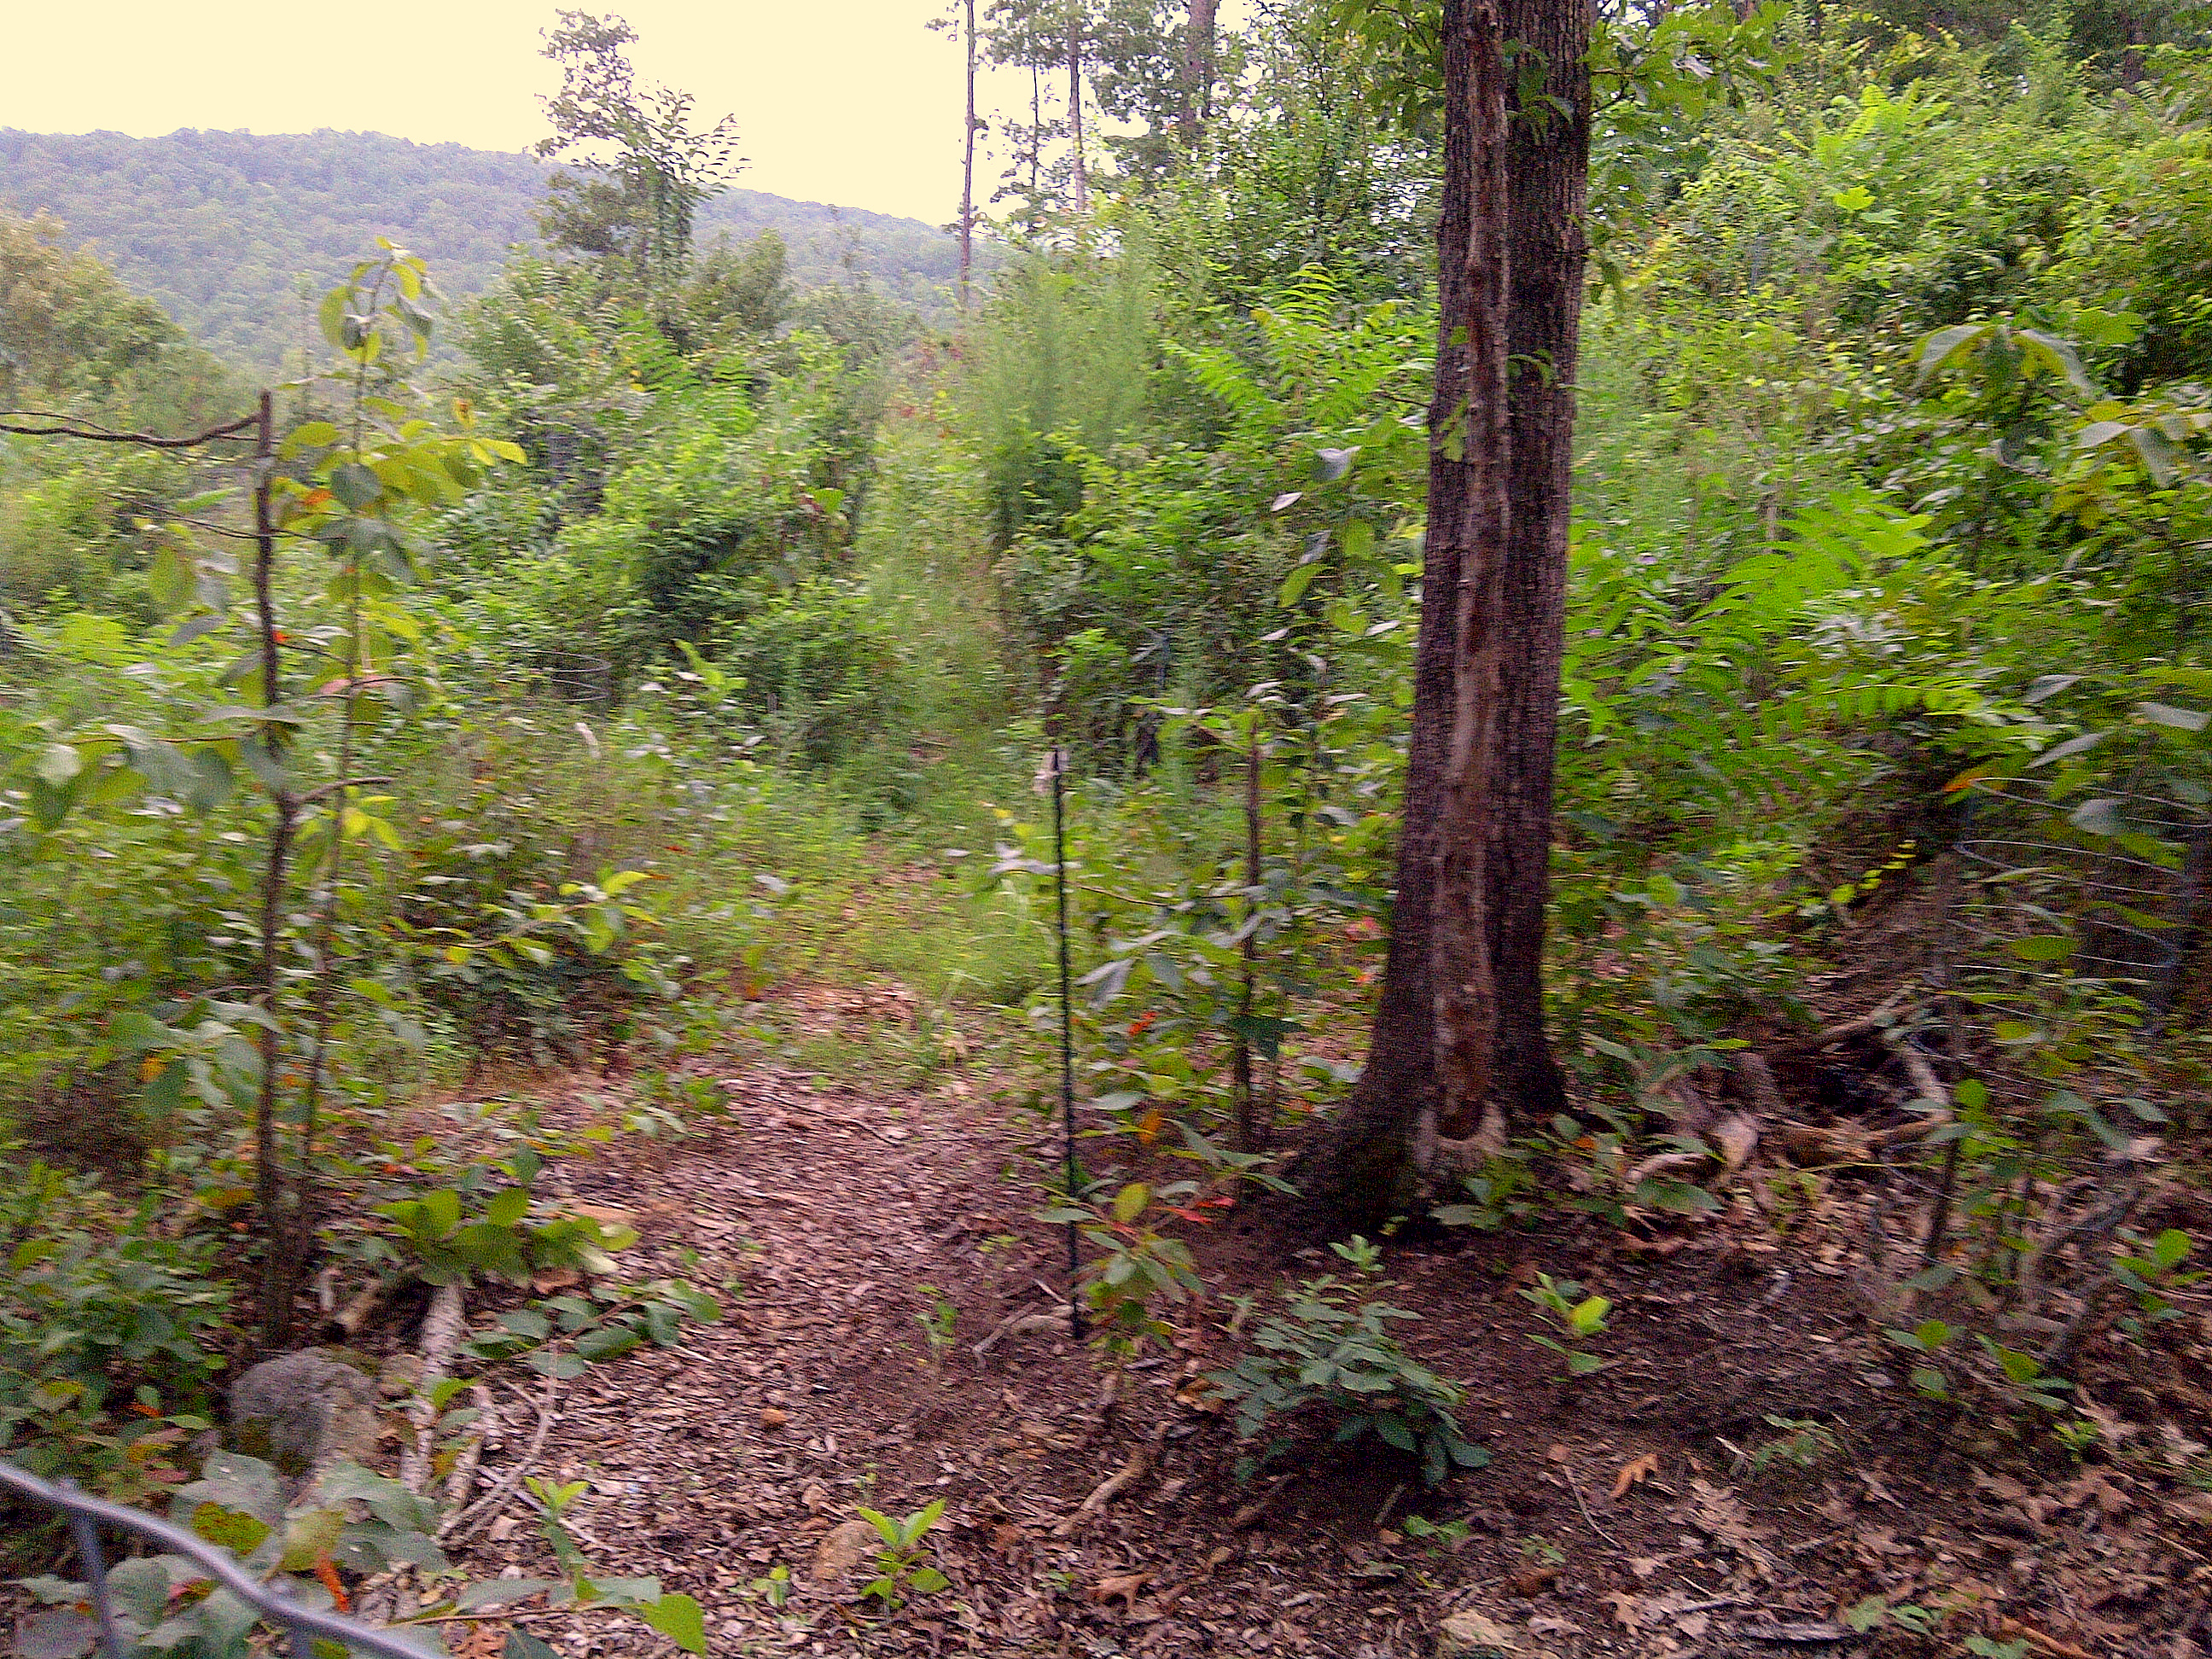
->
0, 127, 968, 366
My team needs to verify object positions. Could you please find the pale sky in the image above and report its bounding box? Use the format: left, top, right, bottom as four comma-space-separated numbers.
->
3, 1, 1032, 225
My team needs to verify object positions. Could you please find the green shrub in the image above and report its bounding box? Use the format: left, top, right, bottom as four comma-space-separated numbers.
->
720, 577, 913, 764
1208, 1239, 1488, 1487
0, 1158, 231, 1502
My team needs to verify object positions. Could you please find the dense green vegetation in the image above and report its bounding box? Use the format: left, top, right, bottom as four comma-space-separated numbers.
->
3, 0, 2210, 1649
0, 127, 975, 364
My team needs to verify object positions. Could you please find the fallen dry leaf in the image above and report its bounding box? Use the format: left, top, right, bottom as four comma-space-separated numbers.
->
1713, 1112, 1759, 1172
812, 1518, 878, 1582
1507, 1563, 1561, 1598
1605, 1591, 1643, 1631
1090, 1573, 1150, 1610
1612, 1451, 1661, 1500
760, 1407, 790, 1428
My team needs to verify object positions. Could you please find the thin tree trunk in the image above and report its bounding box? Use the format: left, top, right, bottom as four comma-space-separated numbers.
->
249, 388, 302, 1349
960, 0, 977, 307
1484, 0, 1591, 1128
1068, 3, 1089, 216
1233, 729, 1265, 1151
1430, 0, 1516, 1141
1291, 0, 1486, 1219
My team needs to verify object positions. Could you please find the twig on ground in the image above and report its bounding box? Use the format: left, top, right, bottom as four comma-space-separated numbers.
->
1737, 1052, 1787, 1117
437, 1384, 495, 1527
1767, 988, 1918, 1059
328, 1273, 399, 1340
400, 1283, 466, 1494
1053, 1428, 1161, 1536
1562, 1457, 1620, 1548
445, 1371, 559, 1544
973, 1304, 1075, 1359
1231, 1475, 1299, 1530
2018, 1179, 2144, 1311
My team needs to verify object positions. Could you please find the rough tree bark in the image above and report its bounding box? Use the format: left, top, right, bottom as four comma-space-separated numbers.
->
1296, 0, 1590, 1223
1483, 0, 1590, 1134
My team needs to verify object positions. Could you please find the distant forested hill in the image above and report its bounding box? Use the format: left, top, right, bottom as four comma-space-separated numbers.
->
0, 128, 968, 366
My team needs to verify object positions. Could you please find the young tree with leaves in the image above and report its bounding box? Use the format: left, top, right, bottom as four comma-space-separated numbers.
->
986, 0, 1103, 226
533, 11, 744, 308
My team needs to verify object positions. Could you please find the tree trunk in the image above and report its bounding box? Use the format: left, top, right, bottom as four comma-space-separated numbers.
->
1295, 0, 1589, 1223
1290, 0, 1487, 1220
960, 0, 977, 306
1430, 0, 1516, 1142
1179, 0, 1220, 137
1484, 0, 1590, 1131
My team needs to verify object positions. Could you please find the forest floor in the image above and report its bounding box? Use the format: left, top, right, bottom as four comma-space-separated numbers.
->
381, 971, 2212, 1659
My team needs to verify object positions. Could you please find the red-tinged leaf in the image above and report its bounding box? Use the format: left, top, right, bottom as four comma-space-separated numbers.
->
313, 1556, 351, 1614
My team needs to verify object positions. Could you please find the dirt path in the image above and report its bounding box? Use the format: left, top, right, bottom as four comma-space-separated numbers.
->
442, 1059, 2212, 1659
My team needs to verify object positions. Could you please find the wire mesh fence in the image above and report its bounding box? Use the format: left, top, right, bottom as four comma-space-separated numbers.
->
1949, 769, 2209, 1076
0, 1460, 437, 1659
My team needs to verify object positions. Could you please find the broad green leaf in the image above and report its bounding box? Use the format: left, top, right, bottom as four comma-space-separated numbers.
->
640, 1594, 708, 1655
573, 1324, 641, 1363
1278, 562, 1322, 607
1914, 323, 1985, 385
34, 743, 82, 786
480, 1187, 530, 1228
456, 1579, 561, 1610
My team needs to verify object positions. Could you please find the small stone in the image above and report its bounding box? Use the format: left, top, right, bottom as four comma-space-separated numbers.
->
812, 1517, 879, 1581
229, 1351, 379, 1476
1437, 1610, 1524, 1659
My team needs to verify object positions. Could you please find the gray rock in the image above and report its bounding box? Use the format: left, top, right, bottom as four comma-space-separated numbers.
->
228, 1351, 381, 1476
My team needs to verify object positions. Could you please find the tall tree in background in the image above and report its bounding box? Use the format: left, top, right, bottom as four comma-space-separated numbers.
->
929, 0, 984, 305
963, 0, 981, 302
1091, 0, 1233, 183
1179, 0, 1220, 134
986, 0, 1103, 228
533, 11, 744, 305
1301, 0, 1591, 1221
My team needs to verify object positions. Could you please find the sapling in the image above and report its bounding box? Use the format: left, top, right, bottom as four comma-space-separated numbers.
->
855, 1499, 950, 1610
915, 1283, 958, 1371
1521, 1272, 1612, 1377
